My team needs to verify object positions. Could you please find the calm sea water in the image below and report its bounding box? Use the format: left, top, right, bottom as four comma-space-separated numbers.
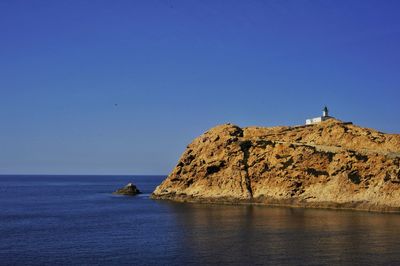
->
0, 175, 399, 266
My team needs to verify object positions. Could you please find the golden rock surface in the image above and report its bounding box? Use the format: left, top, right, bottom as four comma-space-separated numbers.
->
152, 119, 400, 212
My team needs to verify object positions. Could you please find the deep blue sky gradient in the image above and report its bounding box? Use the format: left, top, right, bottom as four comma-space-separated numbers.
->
1, 0, 399, 174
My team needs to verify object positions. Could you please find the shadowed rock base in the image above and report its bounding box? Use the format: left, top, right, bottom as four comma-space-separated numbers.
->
151, 194, 400, 213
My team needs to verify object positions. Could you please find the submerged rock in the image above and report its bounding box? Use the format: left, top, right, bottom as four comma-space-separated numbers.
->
113, 183, 141, 196
152, 120, 400, 212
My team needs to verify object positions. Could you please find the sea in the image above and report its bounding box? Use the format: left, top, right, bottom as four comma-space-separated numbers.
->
0, 175, 399, 266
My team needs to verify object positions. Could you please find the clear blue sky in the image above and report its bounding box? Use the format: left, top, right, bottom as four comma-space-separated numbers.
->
1, 0, 399, 175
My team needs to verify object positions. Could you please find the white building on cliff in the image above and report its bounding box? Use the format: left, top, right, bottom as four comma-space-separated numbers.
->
306, 106, 332, 125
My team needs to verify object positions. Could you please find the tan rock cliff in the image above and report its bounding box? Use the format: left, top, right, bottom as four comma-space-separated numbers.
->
152, 119, 400, 212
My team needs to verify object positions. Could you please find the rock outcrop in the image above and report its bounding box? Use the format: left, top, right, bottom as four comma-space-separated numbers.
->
152, 119, 400, 212
113, 183, 141, 196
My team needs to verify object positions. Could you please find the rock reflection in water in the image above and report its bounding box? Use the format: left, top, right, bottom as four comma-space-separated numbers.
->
163, 203, 400, 265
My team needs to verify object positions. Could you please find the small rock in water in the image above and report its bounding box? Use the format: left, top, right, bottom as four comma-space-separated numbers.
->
113, 183, 141, 196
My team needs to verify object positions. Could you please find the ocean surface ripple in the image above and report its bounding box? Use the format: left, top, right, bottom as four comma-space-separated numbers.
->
0, 175, 399, 266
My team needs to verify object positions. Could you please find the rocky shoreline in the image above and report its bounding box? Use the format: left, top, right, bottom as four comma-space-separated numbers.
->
151, 194, 400, 213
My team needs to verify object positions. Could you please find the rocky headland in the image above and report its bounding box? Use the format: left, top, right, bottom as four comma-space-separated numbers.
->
152, 119, 400, 212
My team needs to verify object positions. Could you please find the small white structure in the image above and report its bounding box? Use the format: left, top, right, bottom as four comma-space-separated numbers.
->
306, 106, 332, 125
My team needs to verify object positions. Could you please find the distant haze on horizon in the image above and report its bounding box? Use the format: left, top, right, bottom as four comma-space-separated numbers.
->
1, 0, 399, 175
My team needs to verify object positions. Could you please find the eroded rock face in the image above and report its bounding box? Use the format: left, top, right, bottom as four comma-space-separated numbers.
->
152, 120, 400, 212
113, 183, 141, 196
